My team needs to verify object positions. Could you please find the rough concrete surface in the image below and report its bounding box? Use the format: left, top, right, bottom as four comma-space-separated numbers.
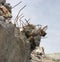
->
0, 22, 30, 62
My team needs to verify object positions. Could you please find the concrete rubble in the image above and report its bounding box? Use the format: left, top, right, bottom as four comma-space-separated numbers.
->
0, 0, 60, 62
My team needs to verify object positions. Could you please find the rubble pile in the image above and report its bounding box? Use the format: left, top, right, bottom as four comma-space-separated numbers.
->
1, 0, 58, 62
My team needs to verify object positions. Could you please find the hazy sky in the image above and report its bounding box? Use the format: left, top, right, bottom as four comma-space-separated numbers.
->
6, 0, 60, 53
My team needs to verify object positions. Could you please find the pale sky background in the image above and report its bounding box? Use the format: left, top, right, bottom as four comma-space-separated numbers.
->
6, 0, 60, 53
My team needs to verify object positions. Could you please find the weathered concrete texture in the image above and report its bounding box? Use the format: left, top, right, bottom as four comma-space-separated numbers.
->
0, 22, 30, 62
